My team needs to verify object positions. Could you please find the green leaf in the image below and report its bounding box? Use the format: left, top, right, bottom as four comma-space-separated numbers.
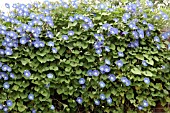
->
58, 47, 66, 55
142, 71, 154, 77
147, 59, 154, 65
18, 105, 26, 112
21, 58, 30, 65
136, 54, 144, 60
131, 68, 141, 75
110, 44, 115, 50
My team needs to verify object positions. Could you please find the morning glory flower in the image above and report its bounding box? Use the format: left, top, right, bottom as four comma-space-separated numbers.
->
47, 73, 53, 78
143, 100, 149, 107
39, 41, 45, 48
6, 100, 13, 107
138, 105, 143, 110
125, 80, 131, 86
20, 37, 27, 44
118, 52, 124, 57
79, 78, 85, 84
121, 77, 128, 83
52, 47, 57, 53
68, 31, 74, 36
28, 94, 34, 100
92, 70, 99, 76
132, 31, 139, 39
123, 13, 131, 19
99, 81, 106, 88
100, 93, 106, 100
50, 105, 55, 110
137, 29, 144, 39
95, 49, 102, 54
3, 106, 8, 112
87, 70, 93, 76
110, 27, 119, 35
148, 23, 154, 31
144, 77, 150, 84
3, 82, 10, 89
156, 44, 161, 50
10, 73, 15, 79
104, 65, 110, 73
62, 35, 69, 40
5, 49, 13, 56
99, 65, 105, 72
5, 3, 10, 8
47, 41, 54, 47
106, 97, 112, 104
82, 24, 89, 30
142, 60, 148, 66
146, 0, 153, 7
168, 44, 170, 50
154, 36, 160, 42
113, 18, 119, 22
116, 60, 123, 67
105, 59, 110, 65
24, 70, 31, 77
108, 74, 116, 82
94, 100, 100, 105
0, 104, 3, 109
76, 97, 83, 104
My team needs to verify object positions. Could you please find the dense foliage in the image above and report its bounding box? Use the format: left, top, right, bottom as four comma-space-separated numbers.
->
0, 0, 170, 113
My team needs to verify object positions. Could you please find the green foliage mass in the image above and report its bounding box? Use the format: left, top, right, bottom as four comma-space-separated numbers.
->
0, 0, 170, 113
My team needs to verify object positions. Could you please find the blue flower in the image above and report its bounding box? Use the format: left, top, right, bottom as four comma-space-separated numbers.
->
94, 100, 100, 105
137, 29, 144, 39
68, 31, 74, 36
100, 93, 106, 100
0, 104, 3, 109
104, 65, 110, 73
146, 0, 153, 7
79, 78, 85, 84
47, 41, 54, 47
10, 73, 15, 79
143, 100, 149, 107
125, 80, 131, 86
116, 60, 123, 67
3, 106, 8, 112
5, 3, 10, 8
52, 47, 57, 53
46, 31, 54, 39
168, 44, 170, 50
156, 44, 161, 50
3, 82, 10, 89
62, 35, 69, 40
132, 31, 139, 39
6, 100, 13, 107
99, 81, 105, 88
144, 77, 150, 84
87, 70, 93, 76
138, 105, 143, 110
39, 41, 45, 48
99, 65, 105, 72
154, 36, 160, 42
106, 97, 112, 104
92, 70, 99, 76
113, 18, 119, 22
24, 70, 31, 77
123, 13, 131, 19
142, 60, 148, 66
102, 23, 110, 30
143, 13, 147, 18
118, 52, 124, 57
95, 49, 102, 54
50, 105, 55, 110
5, 49, 13, 56
121, 77, 128, 83
105, 59, 110, 65
20, 37, 27, 44
76, 97, 83, 104
146, 30, 151, 37
108, 74, 116, 82
110, 27, 119, 35
28, 94, 34, 100
148, 23, 154, 31
105, 46, 110, 52
47, 73, 53, 78
82, 24, 89, 30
